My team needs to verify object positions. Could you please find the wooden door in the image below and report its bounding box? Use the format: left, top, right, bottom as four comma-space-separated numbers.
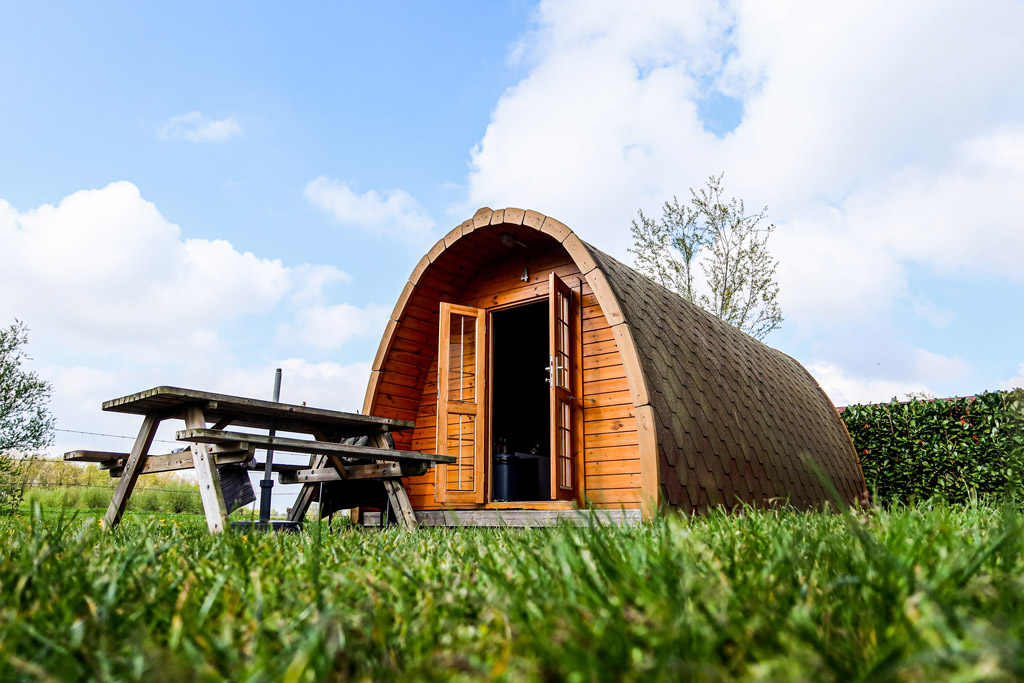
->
549, 273, 574, 500
436, 302, 486, 504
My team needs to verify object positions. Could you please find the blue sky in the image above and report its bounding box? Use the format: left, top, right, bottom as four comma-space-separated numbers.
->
1, 2, 530, 281
2, 1, 1023, 508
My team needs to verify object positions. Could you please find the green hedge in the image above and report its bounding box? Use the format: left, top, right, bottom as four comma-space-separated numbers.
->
841, 390, 1024, 504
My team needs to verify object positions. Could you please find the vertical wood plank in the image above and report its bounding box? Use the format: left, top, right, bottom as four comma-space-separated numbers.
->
435, 302, 452, 502
572, 286, 587, 507
636, 404, 660, 520
102, 413, 160, 529
184, 405, 229, 533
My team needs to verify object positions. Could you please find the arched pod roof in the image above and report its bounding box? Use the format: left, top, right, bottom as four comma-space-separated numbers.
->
366, 207, 867, 513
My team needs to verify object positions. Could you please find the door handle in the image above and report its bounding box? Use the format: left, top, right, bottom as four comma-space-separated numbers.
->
546, 355, 566, 386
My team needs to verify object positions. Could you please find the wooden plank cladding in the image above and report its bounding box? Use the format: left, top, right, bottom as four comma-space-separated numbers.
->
364, 213, 643, 513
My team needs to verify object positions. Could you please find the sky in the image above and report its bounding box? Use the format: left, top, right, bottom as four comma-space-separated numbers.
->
2, 1, 1022, 509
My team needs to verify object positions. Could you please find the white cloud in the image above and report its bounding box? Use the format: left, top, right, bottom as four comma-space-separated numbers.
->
1003, 364, 1024, 391
459, 1, 731, 255
276, 303, 389, 352
769, 209, 909, 327
159, 111, 242, 143
806, 344, 970, 406
463, 0, 1024, 278
305, 176, 436, 242
288, 264, 353, 307
911, 299, 956, 329
0, 181, 371, 372
215, 358, 372, 414
1, 183, 379, 467
458, 0, 1024, 396
911, 349, 971, 384
808, 361, 935, 407
0, 182, 291, 361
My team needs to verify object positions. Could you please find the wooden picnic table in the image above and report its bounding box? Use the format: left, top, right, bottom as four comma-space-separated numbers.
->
64, 386, 453, 532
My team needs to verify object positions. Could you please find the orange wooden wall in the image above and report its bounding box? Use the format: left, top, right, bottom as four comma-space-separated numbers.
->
367, 236, 642, 510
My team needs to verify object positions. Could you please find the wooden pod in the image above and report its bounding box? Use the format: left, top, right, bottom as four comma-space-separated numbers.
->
363, 208, 866, 520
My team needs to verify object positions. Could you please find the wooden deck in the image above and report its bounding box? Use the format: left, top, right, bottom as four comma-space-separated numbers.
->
360, 508, 643, 527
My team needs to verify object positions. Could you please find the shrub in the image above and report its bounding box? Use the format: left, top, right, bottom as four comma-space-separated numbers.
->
128, 489, 164, 513
842, 389, 1024, 505
80, 486, 110, 510
23, 486, 80, 510
162, 484, 201, 514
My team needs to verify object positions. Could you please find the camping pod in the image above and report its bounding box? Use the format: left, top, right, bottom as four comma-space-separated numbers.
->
362, 207, 867, 524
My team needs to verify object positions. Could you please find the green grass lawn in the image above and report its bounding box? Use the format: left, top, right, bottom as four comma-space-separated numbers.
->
1, 503, 1022, 681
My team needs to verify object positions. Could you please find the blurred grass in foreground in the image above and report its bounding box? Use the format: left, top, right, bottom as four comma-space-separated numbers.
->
1, 502, 1022, 681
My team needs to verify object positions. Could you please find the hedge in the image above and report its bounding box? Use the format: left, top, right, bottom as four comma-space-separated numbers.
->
841, 389, 1024, 505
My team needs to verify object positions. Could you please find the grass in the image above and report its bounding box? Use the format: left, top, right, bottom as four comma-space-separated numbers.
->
0, 503, 1022, 681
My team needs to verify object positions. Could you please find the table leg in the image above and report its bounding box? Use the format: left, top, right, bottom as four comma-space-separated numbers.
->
370, 433, 418, 529
289, 428, 345, 523
184, 405, 230, 533
287, 454, 327, 523
103, 413, 160, 529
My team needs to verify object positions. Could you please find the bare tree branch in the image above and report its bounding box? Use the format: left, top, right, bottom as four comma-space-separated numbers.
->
629, 173, 783, 340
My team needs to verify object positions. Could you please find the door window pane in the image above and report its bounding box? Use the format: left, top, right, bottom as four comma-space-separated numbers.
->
447, 313, 476, 403
446, 413, 476, 491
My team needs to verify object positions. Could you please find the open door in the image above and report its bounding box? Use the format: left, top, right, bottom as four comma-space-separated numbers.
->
436, 302, 486, 504
549, 273, 574, 501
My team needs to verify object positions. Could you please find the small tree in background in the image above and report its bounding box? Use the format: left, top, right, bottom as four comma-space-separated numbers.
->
629, 173, 783, 340
1, 320, 55, 512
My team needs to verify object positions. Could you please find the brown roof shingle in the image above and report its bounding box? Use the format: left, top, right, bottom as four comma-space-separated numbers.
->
586, 244, 866, 511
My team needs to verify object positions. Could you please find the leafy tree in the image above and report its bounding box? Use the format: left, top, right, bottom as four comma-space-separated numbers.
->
629, 173, 783, 340
0, 321, 54, 512
1, 320, 54, 454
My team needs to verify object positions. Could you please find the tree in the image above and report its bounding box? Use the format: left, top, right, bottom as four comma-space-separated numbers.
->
0, 321, 54, 512
629, 173, 783, 341
1, 320, 54, 455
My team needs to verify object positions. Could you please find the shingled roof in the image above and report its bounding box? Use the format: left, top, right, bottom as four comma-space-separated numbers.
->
585, 244, 866, 510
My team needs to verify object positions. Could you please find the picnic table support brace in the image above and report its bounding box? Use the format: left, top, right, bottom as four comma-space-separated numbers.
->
371, 433, 418, 529
286, 437, 419, 528
288, 427, 340, 523
185, 405, 230, 533
383, 479, 417, 528
102, 413, 160, 529
288, 454, 326, 522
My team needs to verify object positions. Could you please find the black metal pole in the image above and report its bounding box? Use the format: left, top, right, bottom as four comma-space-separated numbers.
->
259, 368, 282, 525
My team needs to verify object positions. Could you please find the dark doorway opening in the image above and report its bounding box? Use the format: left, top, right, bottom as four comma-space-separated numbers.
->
490, 301, 550, 502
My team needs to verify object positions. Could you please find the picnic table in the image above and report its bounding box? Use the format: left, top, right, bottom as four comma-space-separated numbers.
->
64, 386, 454, 531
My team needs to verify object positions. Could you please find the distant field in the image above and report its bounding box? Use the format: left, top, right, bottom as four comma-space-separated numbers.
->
1, 503, 1022, 681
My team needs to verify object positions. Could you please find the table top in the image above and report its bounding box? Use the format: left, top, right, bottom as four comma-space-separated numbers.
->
102, 386, 414, 437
